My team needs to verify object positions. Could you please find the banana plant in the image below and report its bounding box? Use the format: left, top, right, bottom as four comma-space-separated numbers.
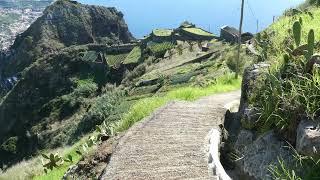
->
41, 153, 64, 173
41, 152, 74, 173
87, 135, 97, 147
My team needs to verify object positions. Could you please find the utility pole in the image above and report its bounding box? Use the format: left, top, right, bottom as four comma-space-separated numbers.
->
236, 0, 245, 79
256, 19, 259, 33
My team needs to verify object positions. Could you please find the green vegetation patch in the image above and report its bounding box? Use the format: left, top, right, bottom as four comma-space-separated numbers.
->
251, 7, 320, 133
152, 29, 173, 37
182, 28, 215, 37
123, 47, 142, 65
248, 6, 320, 179
81, 51, 98, 62
148, 42, 175, 58
107, 53, 128, 67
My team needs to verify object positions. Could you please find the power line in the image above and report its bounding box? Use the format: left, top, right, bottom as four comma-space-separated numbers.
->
246, 0, 259, 32
246, 0, 256, 19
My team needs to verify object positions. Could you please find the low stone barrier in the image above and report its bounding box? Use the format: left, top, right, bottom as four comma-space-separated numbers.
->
208, 129, 232, 180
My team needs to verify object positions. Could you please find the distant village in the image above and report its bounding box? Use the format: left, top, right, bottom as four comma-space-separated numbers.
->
0, 8, 43, 51
0, 0, 52, 51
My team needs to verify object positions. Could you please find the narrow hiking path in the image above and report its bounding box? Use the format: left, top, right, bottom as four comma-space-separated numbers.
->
101, 90, 241, 180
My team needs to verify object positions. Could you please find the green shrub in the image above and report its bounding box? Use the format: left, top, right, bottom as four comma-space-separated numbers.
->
148, 42, 175, 58
122, 64, 146, 85
0, 137, 18, 154
309, 0, 320, 6
226, 47, 247, 74
73, 79, 98, 98
73, 91, 124, 136
251, 20, 320, 135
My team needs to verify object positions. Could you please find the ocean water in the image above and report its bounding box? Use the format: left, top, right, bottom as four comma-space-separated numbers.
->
81, 0, 303, 38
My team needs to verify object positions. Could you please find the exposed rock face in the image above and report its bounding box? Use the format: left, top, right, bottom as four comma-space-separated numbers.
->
227, 63, 295, 180
3, 0, 134, 76
241, 108, 259, 130
234, 130, 254, 153
297, 120, 320, 156
235, 131, 293, 180
239, 63, 269, 115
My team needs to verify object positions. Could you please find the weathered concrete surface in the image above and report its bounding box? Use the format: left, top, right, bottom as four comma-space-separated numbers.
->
100, 91, 240, 180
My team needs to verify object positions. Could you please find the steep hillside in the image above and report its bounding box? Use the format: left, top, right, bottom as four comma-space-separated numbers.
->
226, 3, 320, 179
0, 1, 255, 178
0, 0, 135, 166
2, 0, 133, 76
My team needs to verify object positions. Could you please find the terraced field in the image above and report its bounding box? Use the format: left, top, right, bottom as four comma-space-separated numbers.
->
182, 28, 215, 37
148, 42, 175, 57
107, 53, 129, 67
123, 47, 141, 65
152, 29, 173, 37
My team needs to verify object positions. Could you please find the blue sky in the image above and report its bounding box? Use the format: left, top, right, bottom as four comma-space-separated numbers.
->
79, 0, 305, 38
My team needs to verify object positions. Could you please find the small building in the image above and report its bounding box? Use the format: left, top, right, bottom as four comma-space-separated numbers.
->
220, 25, 254, 43
220, 25, 240, 43
144, 22, 216, 44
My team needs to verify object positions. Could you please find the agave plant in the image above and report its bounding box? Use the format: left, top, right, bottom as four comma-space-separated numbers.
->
96, 121, 112, 141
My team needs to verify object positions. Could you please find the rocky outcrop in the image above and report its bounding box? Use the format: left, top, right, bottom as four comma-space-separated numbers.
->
3, 0, 134, 76
234, 131, 293, 180
224, 63, 297, 180
233, 130, 254, 153
238, 63, 269, 130
297, 120, 320, 156
240, 108, 259, 130
0, 0, 135, 166
239, 63, 269, 115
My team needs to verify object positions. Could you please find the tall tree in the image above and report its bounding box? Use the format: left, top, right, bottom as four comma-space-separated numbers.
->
236, 0, 245, 79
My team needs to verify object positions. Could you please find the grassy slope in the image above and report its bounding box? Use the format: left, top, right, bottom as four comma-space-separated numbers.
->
36, 74, 241, 179
123, 47, 141, 64
250, 4, 320, 179
0, 22, 249, 179
265, 7, 320, 63
0, 73, 240, 180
